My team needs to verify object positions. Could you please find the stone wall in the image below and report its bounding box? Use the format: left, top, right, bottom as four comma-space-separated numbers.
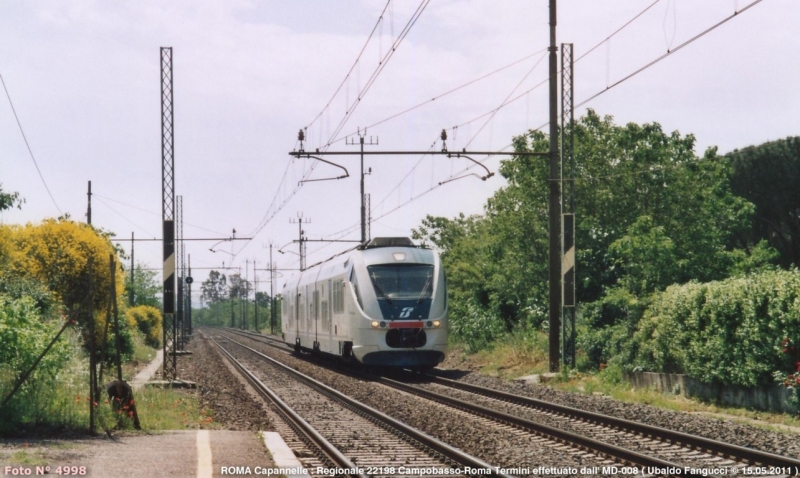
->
623, 371, 797, 414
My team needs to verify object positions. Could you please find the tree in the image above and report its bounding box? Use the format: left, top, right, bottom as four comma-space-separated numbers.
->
228, 273, 251, 300
727, 137, 800, 268
0, 184, 23, 211
2, 218, 124, 319
124, 263, 161, 308
608, 215, 680, 296
416, 110, 756, 338
201, 270, 227, 303
254, 291, 271, 308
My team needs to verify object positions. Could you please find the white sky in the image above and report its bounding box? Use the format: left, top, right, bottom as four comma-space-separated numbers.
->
1, 0, 797, 298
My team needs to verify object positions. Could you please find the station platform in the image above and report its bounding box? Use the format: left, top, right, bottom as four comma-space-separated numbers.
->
0, 430, 310, 478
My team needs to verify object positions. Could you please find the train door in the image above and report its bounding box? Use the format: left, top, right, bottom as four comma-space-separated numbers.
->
325, 279, 332, 352
313, 287, 319, 349
294, 289, 300, 337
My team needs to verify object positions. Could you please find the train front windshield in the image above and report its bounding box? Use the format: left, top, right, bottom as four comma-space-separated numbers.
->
367, 264, 434, 301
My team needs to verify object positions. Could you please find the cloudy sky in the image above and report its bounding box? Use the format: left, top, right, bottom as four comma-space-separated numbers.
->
1, 0, 797, 297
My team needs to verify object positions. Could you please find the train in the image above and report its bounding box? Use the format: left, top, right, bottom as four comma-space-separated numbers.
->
280, 237, 448, 370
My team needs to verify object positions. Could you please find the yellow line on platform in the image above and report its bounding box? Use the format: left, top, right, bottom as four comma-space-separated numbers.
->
196, 430, 213, 478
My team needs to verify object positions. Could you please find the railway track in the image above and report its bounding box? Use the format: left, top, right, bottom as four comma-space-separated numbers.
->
223, 328, 800, 477
203, 329, 504, 478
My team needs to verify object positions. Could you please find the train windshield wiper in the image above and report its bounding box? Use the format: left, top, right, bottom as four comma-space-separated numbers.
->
416, 275, 432, 304
370, 273, 393, 305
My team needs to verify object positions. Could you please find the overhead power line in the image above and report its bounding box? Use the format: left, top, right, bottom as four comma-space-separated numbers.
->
1, 74, 62, 215
574, 0, 764, 111
243, 0, 431, 248
360, 0, 765, 232
304, 0, 393, 132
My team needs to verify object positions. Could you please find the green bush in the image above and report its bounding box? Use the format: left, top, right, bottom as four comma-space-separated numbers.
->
579, 288, 646, 368
0, 294, 76, 431
626, 269, 800, 386
98, 314, 136, 366
450, 298, 506, 353
0, 294, 71, 385
125, 305, 162, 347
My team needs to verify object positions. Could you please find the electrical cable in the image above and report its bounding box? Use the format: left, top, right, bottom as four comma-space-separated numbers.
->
304, 0, 393, 132
93, 193, 228, 236
1, 74, 62, 215
360, 0, 762, 230
93, 196, 158, 239
328, 49, 548, 147
320, 0, 431, 150
463, 51, 548, 148
241, 0, 431, 251
574, 0, 763, 111
247, 0, 761, 262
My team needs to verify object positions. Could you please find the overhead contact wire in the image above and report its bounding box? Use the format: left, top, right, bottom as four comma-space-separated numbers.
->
1, 74, 62, 215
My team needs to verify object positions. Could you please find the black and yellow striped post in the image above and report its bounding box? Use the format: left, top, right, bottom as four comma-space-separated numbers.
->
161, 46, 177, 380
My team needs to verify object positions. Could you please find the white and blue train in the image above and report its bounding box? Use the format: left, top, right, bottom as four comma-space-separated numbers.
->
280, 237, 448, 370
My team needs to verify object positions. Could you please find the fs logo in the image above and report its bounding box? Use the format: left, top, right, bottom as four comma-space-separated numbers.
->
399, 307, 415, 319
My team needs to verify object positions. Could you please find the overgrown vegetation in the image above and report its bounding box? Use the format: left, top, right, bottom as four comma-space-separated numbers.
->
0, 214, 165, 434
415, 111, 799, 408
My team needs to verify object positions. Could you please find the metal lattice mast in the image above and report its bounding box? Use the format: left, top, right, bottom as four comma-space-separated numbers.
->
560, 42, 576, 368
176, 195, 184, 350
161, 46, 177, 380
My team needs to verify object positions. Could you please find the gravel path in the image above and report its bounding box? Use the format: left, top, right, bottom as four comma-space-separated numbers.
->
178, 335, 274, 432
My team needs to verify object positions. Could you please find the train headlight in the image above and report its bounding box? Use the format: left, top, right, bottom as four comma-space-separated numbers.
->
371, 321, 379, 328
426, 321, 433, 327
433, 320, 441, 328
380, 321, 387, 328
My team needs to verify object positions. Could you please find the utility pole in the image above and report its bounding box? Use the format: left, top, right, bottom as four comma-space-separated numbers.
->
290, 213, 310, 271
86, 181, 92, 225
176, 195, 184, 349
547, 0, 562, 373
160, 46, 177, 380
187, 254, 192, 336
270, 243, 276, 335
254, 263, 258, 333
347, 129, 377, 244
129, 232, 135, 306
244, 260, 249, 330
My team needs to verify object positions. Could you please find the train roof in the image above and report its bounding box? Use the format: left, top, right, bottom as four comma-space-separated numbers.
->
281, 237, 432, 290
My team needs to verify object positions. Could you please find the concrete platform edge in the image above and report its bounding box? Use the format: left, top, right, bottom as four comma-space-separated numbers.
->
261, 431, 310, 477
130, 349, 163, 391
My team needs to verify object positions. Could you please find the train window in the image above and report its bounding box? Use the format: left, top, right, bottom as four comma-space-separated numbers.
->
367, 264, 434, 301
350, 269, 364, 309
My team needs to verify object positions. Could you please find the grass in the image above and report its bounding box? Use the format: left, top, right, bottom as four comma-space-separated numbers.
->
9, 450, 48, 466
445, 331, 550, 378
132, 387, 219, 431
447, 329, 800, 433
120, 332, 157, 381
0, 328, 212, 435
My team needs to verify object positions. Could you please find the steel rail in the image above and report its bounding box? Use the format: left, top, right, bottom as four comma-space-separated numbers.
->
422, 374, 800, 468
216, 331, 509, 477
206, 333, 364, 478
220, 329, 683, 470
226, 328, 800, 469
368, 376, 683, 470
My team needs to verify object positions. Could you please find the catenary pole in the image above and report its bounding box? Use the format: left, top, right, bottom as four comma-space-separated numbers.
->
548, 0, 562, 372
